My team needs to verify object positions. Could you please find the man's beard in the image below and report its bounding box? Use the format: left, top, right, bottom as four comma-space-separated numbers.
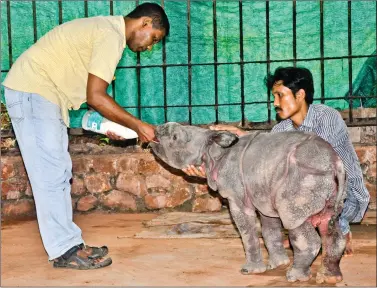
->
275, 108, 283, 122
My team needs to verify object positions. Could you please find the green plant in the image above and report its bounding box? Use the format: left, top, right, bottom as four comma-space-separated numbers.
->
99, 137, 110, 146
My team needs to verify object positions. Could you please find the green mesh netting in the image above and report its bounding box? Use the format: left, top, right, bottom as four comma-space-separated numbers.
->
1, 1, 376, 128
346, 51, 377, 108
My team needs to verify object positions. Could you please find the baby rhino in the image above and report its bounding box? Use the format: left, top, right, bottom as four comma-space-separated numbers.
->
150, 122, 347, 284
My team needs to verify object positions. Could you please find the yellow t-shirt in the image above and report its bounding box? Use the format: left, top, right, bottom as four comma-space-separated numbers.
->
2, 16, 126, 126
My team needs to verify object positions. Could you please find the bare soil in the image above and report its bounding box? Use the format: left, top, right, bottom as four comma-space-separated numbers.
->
1, 212, 376, 286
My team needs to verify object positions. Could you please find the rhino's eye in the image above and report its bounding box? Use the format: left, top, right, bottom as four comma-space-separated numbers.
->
173, 134, 177, 141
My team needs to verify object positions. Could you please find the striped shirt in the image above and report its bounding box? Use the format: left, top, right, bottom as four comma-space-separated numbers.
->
271, 104, 370, 225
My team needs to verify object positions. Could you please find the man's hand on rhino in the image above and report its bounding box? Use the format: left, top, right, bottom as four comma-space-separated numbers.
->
181, 125, 245, 178
209, 124, 248, 137
182, 165, 206, 178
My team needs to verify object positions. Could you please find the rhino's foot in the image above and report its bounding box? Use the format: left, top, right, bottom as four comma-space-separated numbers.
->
240, 262, 267, 275
267, 254, 290, 270
286, 267, 312, 282
316, 266, 343, 284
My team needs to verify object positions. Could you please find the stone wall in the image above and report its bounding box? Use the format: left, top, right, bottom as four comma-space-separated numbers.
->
1, 126, 376, 219
1, 144, 222, 219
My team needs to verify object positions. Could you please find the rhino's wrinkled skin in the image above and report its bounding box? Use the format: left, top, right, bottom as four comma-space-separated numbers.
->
150, 122, 347, 284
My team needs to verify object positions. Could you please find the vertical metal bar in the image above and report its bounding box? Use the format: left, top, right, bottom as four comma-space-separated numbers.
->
32, 0, 37, 43
292, 0, 297, 67
161, 0, 168, 122
136, 0, 142, 119
187, 0, 192, 125
7, 0, 13, 67
239, 0, 245, 126
320, 0, 325, 104
110, 0, 116, 102
58, 0, 62, 25
84, 0, 88, 18
347, 0, 353, 122
374, 3, 377, 123
266, 1, 271, 123
213, 0, 219, 124
110, 0, 113, 15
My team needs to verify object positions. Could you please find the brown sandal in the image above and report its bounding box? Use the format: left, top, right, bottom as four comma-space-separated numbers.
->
53, 244, 112, 270
78, 243, 109, 259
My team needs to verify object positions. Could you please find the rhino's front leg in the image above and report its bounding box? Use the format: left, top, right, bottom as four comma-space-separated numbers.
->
259, 214, 290, 270
228, 200, 267, 274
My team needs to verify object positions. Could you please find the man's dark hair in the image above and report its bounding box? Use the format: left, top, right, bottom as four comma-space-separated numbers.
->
126, 2, 170, 36
265, 67, 314, 105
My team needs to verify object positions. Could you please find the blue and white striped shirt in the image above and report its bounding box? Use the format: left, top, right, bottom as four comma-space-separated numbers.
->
271, 104, 370, 225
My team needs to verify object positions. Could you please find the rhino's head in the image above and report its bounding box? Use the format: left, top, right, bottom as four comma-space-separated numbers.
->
150, 122, 238, 170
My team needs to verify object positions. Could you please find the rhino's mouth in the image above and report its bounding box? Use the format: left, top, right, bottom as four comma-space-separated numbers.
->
151, 137, 159, 143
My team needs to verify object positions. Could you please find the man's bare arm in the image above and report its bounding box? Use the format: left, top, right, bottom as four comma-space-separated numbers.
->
86, 73, 155, 142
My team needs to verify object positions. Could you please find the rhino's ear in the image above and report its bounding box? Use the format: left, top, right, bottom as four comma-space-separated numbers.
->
210, 131, 238, 148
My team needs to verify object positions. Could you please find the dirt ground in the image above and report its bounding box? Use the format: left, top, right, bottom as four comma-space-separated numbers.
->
1, 212, 376, 287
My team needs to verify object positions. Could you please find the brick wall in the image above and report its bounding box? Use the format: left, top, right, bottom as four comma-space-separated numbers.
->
1, 126, 376, 219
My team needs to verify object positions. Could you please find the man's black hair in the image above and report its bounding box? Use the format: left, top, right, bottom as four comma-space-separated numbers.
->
265, 67, 315, 105
127, 2, 170, 36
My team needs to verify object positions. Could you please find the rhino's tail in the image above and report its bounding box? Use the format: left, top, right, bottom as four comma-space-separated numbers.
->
329, 156, 347, 232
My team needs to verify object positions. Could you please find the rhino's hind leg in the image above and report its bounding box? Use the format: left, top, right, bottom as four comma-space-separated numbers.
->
259, 214, 290, 270
286, 221, 321, 282
316, 217, 346, 284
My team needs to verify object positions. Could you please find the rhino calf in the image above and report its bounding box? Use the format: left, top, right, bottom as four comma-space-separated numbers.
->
151, 122, 347, 284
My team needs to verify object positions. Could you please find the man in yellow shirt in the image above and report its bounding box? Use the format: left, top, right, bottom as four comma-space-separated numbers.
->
2, 3, 169, 270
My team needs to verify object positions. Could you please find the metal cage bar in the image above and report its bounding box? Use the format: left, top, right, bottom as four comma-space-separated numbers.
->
1, 54, 373, 74
161, 0, 168, 123
292, 0, 297, 67
58, 0, 62, 25
213, 0, 219, 124
135, 0, 141, 119
187, 0, 192, 125
6, 0, 13, 68
32, 0, 37, 43
320, 0, 325, 104
84, 1, 88, 18
239, 0, 245, 126
347, 0, 353, 122
68, 95, 376, 110
266, 1, 272, 124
